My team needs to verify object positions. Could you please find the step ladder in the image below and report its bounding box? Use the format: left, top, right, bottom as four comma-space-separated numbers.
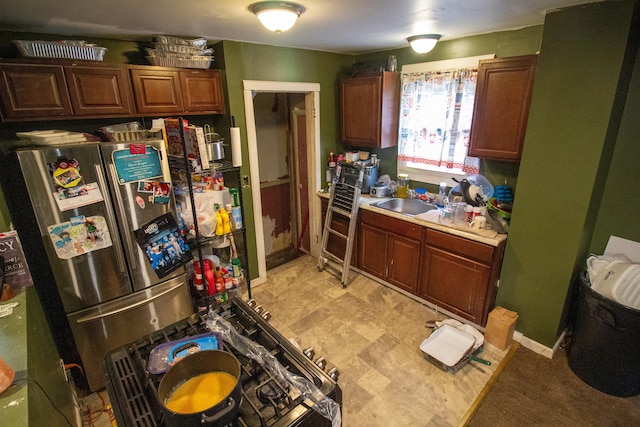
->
317, 162, 364, 287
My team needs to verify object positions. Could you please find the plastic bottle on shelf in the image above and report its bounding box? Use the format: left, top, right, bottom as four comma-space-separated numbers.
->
215, 210, 224, 235
204, 259, 215, 295
193, 260, 204, 291
214, 267, 224, 293
231, 206, 242, 229
220, 208, 231, 234
232, 257, 242, 278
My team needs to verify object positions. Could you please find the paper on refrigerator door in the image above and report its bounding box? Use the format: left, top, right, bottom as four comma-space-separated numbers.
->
48, 216, 113, 259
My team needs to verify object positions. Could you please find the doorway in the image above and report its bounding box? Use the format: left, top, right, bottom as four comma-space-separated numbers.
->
252, 92, 306, 270
243, 81, 321, 286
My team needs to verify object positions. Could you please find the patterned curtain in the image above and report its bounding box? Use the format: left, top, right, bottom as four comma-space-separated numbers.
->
398, 68, 480, 174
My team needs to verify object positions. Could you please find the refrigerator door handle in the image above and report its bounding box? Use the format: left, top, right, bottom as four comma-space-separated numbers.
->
94, 163, 128, 275
106, 163, 138, 270
75, 281, 185, 323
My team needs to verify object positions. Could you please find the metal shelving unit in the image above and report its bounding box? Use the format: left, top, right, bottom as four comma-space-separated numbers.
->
170, 119, 251, 309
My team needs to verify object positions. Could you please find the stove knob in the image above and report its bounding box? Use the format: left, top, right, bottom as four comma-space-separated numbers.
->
303, 347, 315, 360
254, 305, 264, 314
261, 311, 271, 321
247, 299, 257, 308
315, 357, 327, 370
327, 367, 340, 382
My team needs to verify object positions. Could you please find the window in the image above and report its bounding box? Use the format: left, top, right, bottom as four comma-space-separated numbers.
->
398, 55, 494, 186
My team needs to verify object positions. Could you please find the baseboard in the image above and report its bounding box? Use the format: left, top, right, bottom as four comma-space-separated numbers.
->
512, 329, 567, 359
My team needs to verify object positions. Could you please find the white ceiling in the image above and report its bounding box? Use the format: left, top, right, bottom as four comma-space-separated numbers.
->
0, 0, 602, 54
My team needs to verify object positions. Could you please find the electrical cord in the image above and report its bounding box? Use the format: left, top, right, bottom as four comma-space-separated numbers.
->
13, 377, 74, 426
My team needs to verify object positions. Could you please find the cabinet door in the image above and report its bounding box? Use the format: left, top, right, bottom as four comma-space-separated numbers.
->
358, 222, 386, 279
341, 75, 381, 147
0, 63, 72, 119
387, 234, 421, 293
129, 67, 184, 115
468, 55, 538, 161
180, 69, 225, 114
65, 65, 133, 116
340, 72, 399, 148
418, 246, 491, 324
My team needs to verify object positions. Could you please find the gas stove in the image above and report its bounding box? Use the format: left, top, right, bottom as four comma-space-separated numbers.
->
103, 297, 342, 426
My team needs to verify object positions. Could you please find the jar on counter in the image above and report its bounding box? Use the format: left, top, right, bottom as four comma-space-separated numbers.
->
396, 173, 410, 198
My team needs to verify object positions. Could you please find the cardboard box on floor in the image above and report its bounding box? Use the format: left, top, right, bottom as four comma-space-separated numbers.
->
484, 306, 518, 350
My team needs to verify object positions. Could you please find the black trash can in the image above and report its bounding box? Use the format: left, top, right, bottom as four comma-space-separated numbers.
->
568, 271, 640, 397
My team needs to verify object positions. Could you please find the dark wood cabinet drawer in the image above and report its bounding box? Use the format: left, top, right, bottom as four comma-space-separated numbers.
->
360, 209, 422, 240
425, 228, 494, 264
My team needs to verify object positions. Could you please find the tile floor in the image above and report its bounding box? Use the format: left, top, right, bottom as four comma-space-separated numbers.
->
250, 254, 509, 426
82, 254, 509, 426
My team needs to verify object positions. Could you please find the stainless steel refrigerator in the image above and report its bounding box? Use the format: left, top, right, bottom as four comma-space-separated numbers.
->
3, 139, 193, 391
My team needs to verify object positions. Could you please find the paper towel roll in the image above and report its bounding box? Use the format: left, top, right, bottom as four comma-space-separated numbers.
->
231, 127, 242, 167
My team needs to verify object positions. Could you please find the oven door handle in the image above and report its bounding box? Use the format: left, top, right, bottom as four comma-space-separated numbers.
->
75, 282, 184, 324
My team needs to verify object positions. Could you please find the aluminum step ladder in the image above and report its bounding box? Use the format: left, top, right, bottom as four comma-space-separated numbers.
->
317, 162, 364, 287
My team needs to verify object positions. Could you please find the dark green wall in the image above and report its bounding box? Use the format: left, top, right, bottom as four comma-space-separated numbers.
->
590, 35, 640, 253
214, 41, 353, 279
497, 0, 639, 347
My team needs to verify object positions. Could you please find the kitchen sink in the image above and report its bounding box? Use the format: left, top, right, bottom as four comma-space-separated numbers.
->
373, 198, 438, 216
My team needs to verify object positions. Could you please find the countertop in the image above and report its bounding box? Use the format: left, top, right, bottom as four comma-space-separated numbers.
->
318, 191, 507, 247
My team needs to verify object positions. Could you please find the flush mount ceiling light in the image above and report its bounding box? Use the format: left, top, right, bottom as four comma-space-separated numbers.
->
249, 1, 306, 34
407, 34, 442, 53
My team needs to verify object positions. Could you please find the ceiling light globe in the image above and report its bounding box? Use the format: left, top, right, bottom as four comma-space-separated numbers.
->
256, 9, 299, 33
250, 2, 306, 34
407, 34, 442, 54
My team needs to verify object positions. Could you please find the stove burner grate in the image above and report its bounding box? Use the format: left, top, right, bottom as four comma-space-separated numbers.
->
104, 299, 341, 427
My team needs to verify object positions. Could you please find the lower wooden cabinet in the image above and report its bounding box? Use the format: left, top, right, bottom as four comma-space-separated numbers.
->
318, 196, 505, 326
359, 210, 422, 294
418, 229, 505, 325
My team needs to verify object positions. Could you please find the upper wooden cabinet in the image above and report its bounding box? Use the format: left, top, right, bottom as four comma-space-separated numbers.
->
0, 59, 225, 121
180, 69, 225, 114
65, 65, 133, 116
468, 55, 538, 161
341, 71, 400, 148
0, 60, 134, 121
129, 66, 225, 116
1, 62, 74, 120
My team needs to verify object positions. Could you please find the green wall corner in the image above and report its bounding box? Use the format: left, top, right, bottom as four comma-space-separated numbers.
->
497, 0, 638, 347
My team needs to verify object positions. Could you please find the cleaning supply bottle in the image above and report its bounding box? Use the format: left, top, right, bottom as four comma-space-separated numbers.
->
215, 209, 224, 236
220, 207, 231, 234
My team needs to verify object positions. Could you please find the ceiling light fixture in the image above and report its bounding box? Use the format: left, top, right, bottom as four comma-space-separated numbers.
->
249, 2, 306, 34
407, 34, 442, 54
